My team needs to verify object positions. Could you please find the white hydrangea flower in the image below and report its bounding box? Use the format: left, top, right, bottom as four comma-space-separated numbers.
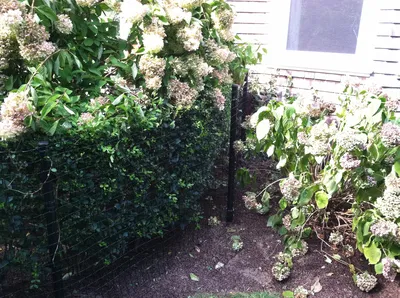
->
55, 14, 73, 34
143, 33, 164, 54
75, 0, 98, 7
177, 22, 203, 51
336, 129, 368, 151
381, 122, 400, 147
119, 0, 148, 40
370, 220, 398, 237
328, 231, 343, 245
280, 173, 301, 201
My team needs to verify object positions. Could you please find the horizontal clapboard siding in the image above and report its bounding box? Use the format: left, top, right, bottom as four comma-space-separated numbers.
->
374, 1, 400, 89
229, 0, 269, 46
230, 0, 400, 95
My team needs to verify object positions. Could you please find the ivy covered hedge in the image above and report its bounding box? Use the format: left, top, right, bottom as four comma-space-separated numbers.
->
0, 96, 229, 287
0, 0, 262, 291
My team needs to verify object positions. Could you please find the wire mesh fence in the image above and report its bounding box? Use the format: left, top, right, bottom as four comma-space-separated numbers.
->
0, 84, 252, 298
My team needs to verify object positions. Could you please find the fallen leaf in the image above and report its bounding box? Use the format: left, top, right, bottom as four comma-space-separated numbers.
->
325, 256, 332, 264
190, 273, 199, 282
215, 262, 224, 269
195, 246, 200, 253
189, 253, 194, 258
332, 254, 341, 261
326, 272, 334, 276
311, 278, 322, 293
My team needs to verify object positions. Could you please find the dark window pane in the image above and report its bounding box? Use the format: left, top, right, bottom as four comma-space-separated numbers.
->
287, 0, 364, 54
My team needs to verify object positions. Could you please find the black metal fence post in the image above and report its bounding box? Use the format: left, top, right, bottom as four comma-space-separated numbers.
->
227, 84, 239, 222
38, 141, 65, 298
240, 73, 249, 141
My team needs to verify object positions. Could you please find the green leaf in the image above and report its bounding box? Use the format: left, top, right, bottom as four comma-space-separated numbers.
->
41, 100, 58, 119
189, 273, 199, 281
36, 5, 57, 21
364, 242, 381, 265
282, 291, 294, 298
48, 120, 59, 136
63, 105, 75, 115
374, 262, 383, 274
112, 94, 124, 106
315, 191, 329, 209
84, 38, 94, 47
394, 162, 400, 176
132, 63, 138, 80
298, 185, 319, 206
267, 214, 282, 228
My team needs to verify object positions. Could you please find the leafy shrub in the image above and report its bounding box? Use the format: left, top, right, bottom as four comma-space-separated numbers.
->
247, 80, 400, 285
0, 0, 262, 290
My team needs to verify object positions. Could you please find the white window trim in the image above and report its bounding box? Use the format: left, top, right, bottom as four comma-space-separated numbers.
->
265, 0, 378, 76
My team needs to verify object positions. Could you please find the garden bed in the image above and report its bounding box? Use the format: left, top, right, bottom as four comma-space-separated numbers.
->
91, 159, 399, 298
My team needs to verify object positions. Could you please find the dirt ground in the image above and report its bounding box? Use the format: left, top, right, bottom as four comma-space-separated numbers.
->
100, 159, 400, 298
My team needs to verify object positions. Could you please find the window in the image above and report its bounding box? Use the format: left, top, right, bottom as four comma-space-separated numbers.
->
267, 0, 377, 74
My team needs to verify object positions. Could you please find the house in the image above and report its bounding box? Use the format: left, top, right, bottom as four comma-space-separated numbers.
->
229, 0, 400, 98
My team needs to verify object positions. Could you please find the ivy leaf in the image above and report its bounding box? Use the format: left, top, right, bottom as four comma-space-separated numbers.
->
374, 262, 383, 274
276, 154, 287, 169
315, 191, 329, 209
364, 242, 381, 264
189, 273, 199, 281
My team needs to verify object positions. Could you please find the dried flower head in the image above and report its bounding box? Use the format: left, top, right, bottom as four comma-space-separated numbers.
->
138, 55, 166, 90
213, 88, 226, 110
280, 174, 301, 201
272, 262, 291, 281
340, 153, 361, 169
328, 231, 343, 245
208, 216, 220, 226
381, 122, 400, 147
78, 112, 94, 125
376, 189, 400, 219
355, 271, 377, 292
168, 79, 198, 107
293, 286, 309, 298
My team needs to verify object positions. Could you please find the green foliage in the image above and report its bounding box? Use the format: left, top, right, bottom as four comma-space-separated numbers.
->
0, 0, 263, 291
247, 82, 400, 280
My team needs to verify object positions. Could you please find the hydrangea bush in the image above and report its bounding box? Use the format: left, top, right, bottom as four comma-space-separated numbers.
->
0, 0, 261, 139
247, 80, 400, 288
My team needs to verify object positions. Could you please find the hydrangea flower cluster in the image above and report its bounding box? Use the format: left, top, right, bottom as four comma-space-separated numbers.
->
370, 220, 398, 238
143, 17, 166, 54
381, 122, 400, 147
212, 67, 233, 85
0, 91, 32, 140
290, 240, 308, 257
138, 54, 166, 90
213, 88, 226, 110
385, 97, 400, 112
18, 16, 57, 64
354, 271, 377, 292
306, 122, 337, 156
339, 153, 361, 169
78, 112, 94, 126
178, 0, 205, 10
119, 0, 149, 39
382, 257, 400, 282
272, 252, 292, 281
208, 216, 221, 226
75, 0, 99, 7
280, 174, 301, 201
293, 286, 309, 298
336, 129, 368, 151
168, 79, 198, 108
231, 235, 243, 251
55, 14, 73, 35
211, 7, 234, 41
328, 231, 343, 245
376, 174, 400, 220
204, 39, 236, 66
177, 22, 203, 51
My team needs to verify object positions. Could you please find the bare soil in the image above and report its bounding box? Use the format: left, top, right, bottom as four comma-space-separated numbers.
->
101, 159, 400, 298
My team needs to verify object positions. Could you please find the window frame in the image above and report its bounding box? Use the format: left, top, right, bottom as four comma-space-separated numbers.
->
266, 0, 378, 76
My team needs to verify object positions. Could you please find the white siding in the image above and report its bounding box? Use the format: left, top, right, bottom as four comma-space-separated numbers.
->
230, 0, 400, 96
